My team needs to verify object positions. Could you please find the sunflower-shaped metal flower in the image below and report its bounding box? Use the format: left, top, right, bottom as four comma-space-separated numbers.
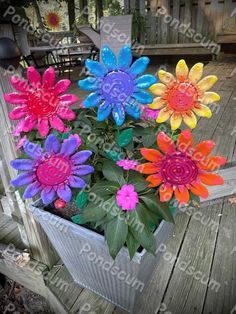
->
78, 45, 157, 126
149, 60, 220, 130
4, 67, 78, 137
10, 134, 94, 204
137, 130, 226, 204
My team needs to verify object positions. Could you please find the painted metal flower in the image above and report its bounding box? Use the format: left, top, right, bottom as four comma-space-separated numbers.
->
149, 60, 220, 130
116, 184, 139, 211
45, 11, 61, 30
10, 134, 94, 205
137, 130, 226, 204
4, 67, 78, 137
78, 45, 157, 126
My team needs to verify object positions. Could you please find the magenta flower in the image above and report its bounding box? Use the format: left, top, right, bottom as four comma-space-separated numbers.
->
116, 159, 138, 170
10, 134, 94, 205
116, 184, 139, 211
4, 67, 78, 137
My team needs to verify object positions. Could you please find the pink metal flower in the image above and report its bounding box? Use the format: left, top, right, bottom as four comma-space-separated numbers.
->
116, 184, 139, 211
4, 67, 78, 137
116, 159, 138, 170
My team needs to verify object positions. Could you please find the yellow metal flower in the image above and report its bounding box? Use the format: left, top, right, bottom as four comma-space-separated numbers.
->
45, 11, 61, 30
149, 60, 220, 130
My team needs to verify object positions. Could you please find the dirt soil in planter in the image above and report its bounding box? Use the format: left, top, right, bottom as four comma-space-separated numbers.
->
0, 275, 53, 314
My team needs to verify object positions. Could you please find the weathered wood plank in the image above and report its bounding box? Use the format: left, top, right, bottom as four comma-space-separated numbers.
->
183, 0, 192, 43
159, 200, 224, 313
171, 0, 180, 43
202, 196, 236, 314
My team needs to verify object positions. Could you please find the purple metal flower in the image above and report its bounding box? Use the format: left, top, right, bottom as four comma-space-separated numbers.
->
10, 134, 94, 205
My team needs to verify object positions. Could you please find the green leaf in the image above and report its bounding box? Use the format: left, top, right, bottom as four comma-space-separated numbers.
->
90, 181, 120, 196
136, 204, 158, 229
105, 150, 122, 162
142, 134, 156, 147
105, 218, 128, 259
75, 191, 88, 209
72, 203, 106, 224
117, 128, 133, 147
130, 224, 156, 255
126, 232, 140, 260
140, 194, 174, 223
102, 160, 125, 185
128, 172, 149, 192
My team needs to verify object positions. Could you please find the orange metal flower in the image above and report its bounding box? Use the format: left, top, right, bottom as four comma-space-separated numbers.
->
149, 60, 220, 130
45, 11, 61, 30
137, 130, 226, 204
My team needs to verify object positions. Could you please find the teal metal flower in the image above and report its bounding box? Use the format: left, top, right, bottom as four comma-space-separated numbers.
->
78, 45, 157, 126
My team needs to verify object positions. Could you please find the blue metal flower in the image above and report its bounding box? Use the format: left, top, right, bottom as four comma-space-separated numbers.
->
78, 45, 157, 126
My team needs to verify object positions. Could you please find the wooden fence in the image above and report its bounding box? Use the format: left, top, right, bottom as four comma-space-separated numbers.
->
124, 0, 236, 44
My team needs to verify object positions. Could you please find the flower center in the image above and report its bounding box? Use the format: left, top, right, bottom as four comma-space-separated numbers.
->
27, 88, 59, 117
102, 70, 134, 103
167, 82, 198, 112
160, 152, 198, 185
36, 155, 71, 186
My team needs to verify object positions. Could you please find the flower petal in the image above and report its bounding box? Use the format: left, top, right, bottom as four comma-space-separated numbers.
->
193, 104, 212, 118
4, 93, 27, 105
10, 76, 27, 92
71, 150, 92, 164
68, 175, 86, 188
44, 134, 60, 153
201, 92, 220, 105
174, 186, 190, 204
97, 102, 112, 121
157, 132, 175, 154
183, 111, 197, 129
24, 141, 42, 159
41, 187, 56, 205
146, 174, 162, 187
11, 172, 35, 187
42, 67, 55, 88
159, 184, 173, 202
23, 181, 42, 198
38, 118, 49, 137
149, 83, 167, 96
101, 45, 117, 70
83, 92, 104, 108
135, 75, 157, 89
128, 56, 149, 78
10, 159, 35, 171
158, 70, 175, 85
57, 107, 76, 121
156, 108, 172, 123
85, 59, 108, 77
136, 163, 160, 174
176, 59, 189, 81
78, 77, 101, 91
188, 63, 204, 83
170, 113, 182, 130
22, 116, 37, 132
124, 102, 140, 119
177, 129, 193, 152
133, 90, 153, 104
57, 184, 72, 202
112, 104, 125, 126
118, 45, 132, 69
197, 75, 218, 92
193, 140, 215, 159
198, 173, 224, 186
59, 94, 78, 106
198, 156, 227, 171
60, 137, 78, 156
190, 181, 209, 198
49, 116, 65, 132
54, 79, 71, 94
27, 66, 41, 85
140, 148, 163, 162
148, 97, 166, 109
9, 107, 27, 120
73, 165, 94, 176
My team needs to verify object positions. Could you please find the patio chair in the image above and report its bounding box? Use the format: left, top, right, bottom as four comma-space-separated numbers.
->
77, 25, 101, 50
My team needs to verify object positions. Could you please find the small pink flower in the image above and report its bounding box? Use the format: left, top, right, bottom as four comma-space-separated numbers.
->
63, 127, 71, 133
16, 135, 27, 150
116, 159, 138, 170
141, 106, 160, 120
116, 184, 139, 211
64, 134, 82, 147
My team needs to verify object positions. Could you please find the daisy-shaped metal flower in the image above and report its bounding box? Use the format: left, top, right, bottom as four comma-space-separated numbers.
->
10, 134, 94, 205
4, 67, 78, 137
78, 45, 157, 126
137, 130, 226, 204
149, 60, 220, 130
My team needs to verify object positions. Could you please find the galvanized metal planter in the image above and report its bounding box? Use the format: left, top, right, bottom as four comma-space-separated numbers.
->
30, 202, 174, 313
